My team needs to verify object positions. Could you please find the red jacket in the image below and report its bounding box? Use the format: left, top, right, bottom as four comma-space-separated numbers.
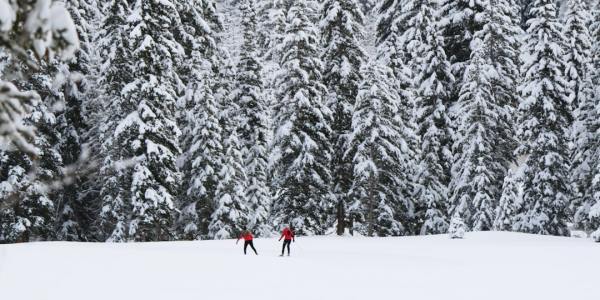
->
239, 232, 253, 241
280, 228, 295, 241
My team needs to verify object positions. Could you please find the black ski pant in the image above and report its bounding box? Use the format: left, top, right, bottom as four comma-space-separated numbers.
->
244, 240, 258, 255
281, 240, 292, 255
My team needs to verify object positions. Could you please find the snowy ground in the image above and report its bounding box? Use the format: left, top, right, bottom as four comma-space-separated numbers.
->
0, 232, 597, 300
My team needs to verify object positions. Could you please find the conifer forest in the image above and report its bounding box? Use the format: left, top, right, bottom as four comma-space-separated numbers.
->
2, 0, 600, 243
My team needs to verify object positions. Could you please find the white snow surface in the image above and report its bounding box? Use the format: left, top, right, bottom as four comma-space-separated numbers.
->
0, 232, 597, 300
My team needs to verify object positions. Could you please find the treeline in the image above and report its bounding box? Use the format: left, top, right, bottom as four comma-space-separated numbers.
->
1, 0, 599, 243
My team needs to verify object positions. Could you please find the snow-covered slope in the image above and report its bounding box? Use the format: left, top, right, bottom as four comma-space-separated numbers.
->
0, 232, 596, 300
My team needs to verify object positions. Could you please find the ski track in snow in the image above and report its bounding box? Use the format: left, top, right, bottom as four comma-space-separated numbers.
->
0, 232, 597, 300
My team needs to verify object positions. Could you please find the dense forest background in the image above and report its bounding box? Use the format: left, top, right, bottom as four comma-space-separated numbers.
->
1, 0, 600, 243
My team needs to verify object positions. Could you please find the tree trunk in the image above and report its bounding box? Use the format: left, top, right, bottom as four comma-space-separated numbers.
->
336, 199, 345, 235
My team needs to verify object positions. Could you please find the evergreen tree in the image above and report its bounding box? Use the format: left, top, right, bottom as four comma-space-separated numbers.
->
1, 60, 65, 243
54, 0, 102, 242
448, 0, 521, 231
412, 0, 454, 235
494, 169, 522, 231
320, 0, 367, 235
234, 0, 272, 236
449, 41, 500, 231
174, 0, 224, 240
375, 0, 413, 91
480, 0, 522, 172
177, 71, 223, 240
96, 0, 136, 242
562, 0, 591, 111
271, 0, 333, 235
0, 0, 79, 154
514, 0, 571, 236
346, 61, 415, 236
565, 0, 593, 227
209, 131, 249, 239
439, 0, 486, 105
572, 3, 600, 233
415, 0, 454, 234
98, 0, 182, 242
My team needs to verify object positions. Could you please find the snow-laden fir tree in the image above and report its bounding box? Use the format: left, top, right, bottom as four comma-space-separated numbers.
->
346, 61, 416, 237
174, 0, 220, 91
412, 0, 454, 235
564, 0, 593, 225
174, 0, 225, 240
257, 0, 288, 59
0, 2, 81, 241
209, 131, 249, 239
98, 0, 182, 242
0, 0, 78, 154
449, 41, 501, 231
562, 0, 591, 111
1, 59, 67, 243
211, 56, 247, 239
513, 0, 571, 236
571, 3, 600, 233
494, 169, 522, 231
415, 0, 454, 234
448, 213, 466, 238
95, 0, 137, 242
478, 0, 522, 167
0, 95, 64, 243
177, 70, 224, 240
439, 0, 486, 105
375, 0, 413, 91
320, 0, 367, 235
234, 0, 271, 236
271, 0, 334, 235
54, 0, 102, 241
448, 0, 521, 231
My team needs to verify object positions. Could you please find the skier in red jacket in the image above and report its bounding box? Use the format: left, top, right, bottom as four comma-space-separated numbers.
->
236, 229, 258, 255
278, 226, 295, 256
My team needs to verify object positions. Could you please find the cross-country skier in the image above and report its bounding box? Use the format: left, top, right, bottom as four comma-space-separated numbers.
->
278, 226, 295, 256
237, 229, 258, 255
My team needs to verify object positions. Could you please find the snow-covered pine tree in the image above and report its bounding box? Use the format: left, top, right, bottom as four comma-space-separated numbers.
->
571, 3, 600, 233
448, 0, 521, 231
173, 0, 224, 240
0, 0, 80, 242
257, 0, 288, 59
320, 0, 367, 235
233, 0, 271, 236
54, 0, 102, 241
375, 0, 413, 91
513, 0, 571, 236
0, 0, 78, 154
209, 130, 249, 239
98, 0, 182, 242
346, 61, 415, 237
177, 70, 223, 240
479, 0, 522, 173
449, 40, 500, 231
494, 169, 522, 231
413, 0, 455, 235
271, 0, 334, 235
174, 0, 220, 90
562, 0, 591, 111
96, 0, 136, 242
448, 213, 466, 238
439, 0, 486, 105
1, 59, 67, 243
564, 0, 593, 227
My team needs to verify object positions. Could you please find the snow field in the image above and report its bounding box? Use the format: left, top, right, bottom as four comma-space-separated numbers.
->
0, 232, 597, 300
